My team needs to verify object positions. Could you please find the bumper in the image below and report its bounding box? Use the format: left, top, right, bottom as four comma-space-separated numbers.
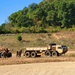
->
62, 49, 68, 54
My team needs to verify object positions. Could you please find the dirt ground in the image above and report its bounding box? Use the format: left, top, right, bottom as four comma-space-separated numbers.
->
0, 51, 75, 75
0, 50, 75, 65
0, 62, 75, 75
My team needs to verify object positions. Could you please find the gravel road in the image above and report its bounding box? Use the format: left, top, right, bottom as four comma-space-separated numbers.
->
0, 62, 75, 75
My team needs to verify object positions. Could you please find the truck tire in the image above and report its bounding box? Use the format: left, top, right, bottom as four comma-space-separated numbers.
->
7, 52, 12, 57
31, 52, 36, 58
25, 52, 30, 58
52, 51, 57, 57
0, 53, 1, 58
45, 51, 51, 57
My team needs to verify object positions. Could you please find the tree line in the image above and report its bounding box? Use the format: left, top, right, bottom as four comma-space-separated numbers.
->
0, 0, 75, 33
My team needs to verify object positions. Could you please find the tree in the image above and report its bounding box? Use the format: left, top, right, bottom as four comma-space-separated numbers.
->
1, 0, 75, 34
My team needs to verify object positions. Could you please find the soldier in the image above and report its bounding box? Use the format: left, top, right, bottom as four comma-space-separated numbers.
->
1, 50, 7, 58
16, 49, 22, 57
16, 51, 18, 57
19, 50, 22, 57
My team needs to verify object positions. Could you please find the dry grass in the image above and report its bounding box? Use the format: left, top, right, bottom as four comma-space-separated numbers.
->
0, 54, 75, 65
0, 50, 74, 65
0, 31, 75, 52
0, 33, 53, 52
0, 32, 75, 65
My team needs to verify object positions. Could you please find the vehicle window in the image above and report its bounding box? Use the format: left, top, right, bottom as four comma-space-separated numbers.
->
62, 45, 67, 48
58, 47, 62, 49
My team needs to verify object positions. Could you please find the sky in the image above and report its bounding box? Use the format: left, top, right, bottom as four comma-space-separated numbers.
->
0, 0, 42, 25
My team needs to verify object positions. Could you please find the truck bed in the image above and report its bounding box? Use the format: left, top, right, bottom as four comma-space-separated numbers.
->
25, 47, 48, 51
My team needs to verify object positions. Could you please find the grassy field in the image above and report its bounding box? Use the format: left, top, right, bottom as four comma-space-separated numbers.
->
0, 31, 75, 65
0, 31, 75, 52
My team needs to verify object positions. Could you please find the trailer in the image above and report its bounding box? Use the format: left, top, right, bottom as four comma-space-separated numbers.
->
24, 43, 68, 58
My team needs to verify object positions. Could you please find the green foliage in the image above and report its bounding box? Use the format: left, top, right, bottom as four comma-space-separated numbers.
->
45, 26, 61, 33
0, 26, 3, 34
17, 35, 22, 41
1, 0, 75, 33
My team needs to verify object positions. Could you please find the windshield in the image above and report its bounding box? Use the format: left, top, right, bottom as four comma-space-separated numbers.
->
58, 47, 62, 49
62, 45, 67, 49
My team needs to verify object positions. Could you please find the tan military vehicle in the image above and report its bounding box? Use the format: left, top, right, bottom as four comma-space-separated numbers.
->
24, 43, 68, 58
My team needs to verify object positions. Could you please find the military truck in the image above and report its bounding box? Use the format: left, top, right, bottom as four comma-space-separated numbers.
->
24, 43, 68, 58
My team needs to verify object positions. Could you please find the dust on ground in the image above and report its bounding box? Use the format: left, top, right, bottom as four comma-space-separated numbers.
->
0, 62, 75, 75
0, 50, 75, 65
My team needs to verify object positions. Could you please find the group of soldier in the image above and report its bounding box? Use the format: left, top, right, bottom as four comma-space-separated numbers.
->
0, 46, 22, 58
16, 50, 22, 57
0, 47, 12, 58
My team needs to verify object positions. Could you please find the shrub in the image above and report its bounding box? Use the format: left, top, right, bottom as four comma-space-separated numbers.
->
17, 35, 22, 41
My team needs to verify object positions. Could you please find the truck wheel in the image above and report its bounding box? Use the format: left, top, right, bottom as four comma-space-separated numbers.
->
25, 52, 30, 58
7, 52, 12, 57
0, 53, 1, 58
52, 51, 57, 57
31, 52, 36, 58
45, 51, 51, 57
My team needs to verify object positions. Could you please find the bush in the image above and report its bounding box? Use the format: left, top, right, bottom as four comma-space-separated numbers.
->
17, 35, 22, 41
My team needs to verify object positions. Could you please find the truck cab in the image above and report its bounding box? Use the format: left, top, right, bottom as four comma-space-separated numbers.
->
47, 43, 68, 56
55, 45, 68, 54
